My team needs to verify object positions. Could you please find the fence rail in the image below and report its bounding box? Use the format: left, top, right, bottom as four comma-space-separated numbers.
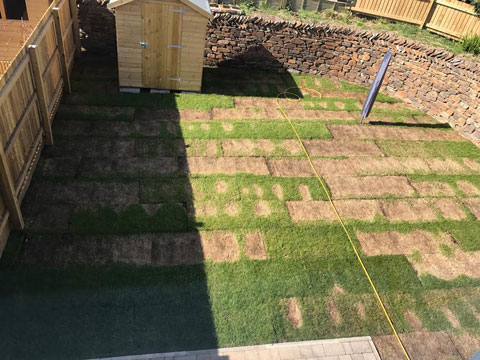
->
0, 0, 80, 254
352, 0, 480, 40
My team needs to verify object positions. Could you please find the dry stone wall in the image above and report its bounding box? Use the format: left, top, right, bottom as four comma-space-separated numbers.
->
206, 14, 480, 143
75, 1, 480, 142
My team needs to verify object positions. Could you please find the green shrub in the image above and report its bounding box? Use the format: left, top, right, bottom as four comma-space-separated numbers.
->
462, 34, 480, 55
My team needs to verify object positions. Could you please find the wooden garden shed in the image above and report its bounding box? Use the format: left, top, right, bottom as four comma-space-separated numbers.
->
108, 0, 212, 91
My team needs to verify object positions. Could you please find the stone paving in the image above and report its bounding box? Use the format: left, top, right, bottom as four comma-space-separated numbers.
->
88, 337, 381, 360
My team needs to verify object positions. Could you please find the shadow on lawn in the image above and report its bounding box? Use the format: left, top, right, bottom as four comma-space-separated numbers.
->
0, 55, 221, 359
368, 121, 452, 129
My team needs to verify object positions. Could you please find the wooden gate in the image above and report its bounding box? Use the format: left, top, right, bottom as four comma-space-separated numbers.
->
142, 2, 183, 90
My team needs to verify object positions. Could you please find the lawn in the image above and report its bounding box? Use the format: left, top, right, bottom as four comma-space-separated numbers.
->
1, 55, 480, 360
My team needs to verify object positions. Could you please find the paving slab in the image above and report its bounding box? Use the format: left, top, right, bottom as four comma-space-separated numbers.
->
86, 337, 381, 360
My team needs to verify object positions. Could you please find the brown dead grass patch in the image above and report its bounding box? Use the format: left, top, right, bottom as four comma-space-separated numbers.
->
256, 139, 275, 154
234, 97, 303, 109
244, 232, 267, 260
412, 182, 455, 197
286, 297, 303, 328
426, 158, 468, 174
325, 176, 415, 198
450, 333, 480, 360
404, 311, 424, 331
334, 101, 345, 110
281, 140, 302, 155
201, 231, 239, 263
434, 198, 466, 220
442, 308, 461, 328
215, 181, 228, 193
463, 158, 480, 171
381, 199, 437, 222
254, 184, 264, 198
456, 181, 480, 196
357, 230, 480, 280
223, 123, 234, 131
255, 200, 271, 216
267, 159, 315, 177
187, 157, 269, 175
331, 283, 346, 295
304, 140, 383, 157
298, 184, 312, 201
328, 124, 466, 142
373, 331, 462, 360
225, 202, 240, 216
286, 109, 355, 120
355, 302, 366, 320
327, 299, 342, 325
356, 230, 438, 256
221, 139, 255, 156
201, 123, 210, 131
195, 203, 217, 216
462, 198, 480, 219
273, 184, 284, 200
286, 199, 382, 221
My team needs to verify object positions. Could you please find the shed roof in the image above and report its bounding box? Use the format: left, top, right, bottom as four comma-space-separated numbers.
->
107, 0, 212, 18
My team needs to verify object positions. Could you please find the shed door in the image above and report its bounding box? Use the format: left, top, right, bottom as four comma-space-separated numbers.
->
142, 2, 183, 89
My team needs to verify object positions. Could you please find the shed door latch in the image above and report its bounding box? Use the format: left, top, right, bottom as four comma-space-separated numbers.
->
140, 41, 147, 48
167, 78, 181, 82
169, 9, 184, 13
168, 45, 183, 48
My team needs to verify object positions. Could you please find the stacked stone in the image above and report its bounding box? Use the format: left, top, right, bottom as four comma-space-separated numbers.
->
206, 14, 480, 143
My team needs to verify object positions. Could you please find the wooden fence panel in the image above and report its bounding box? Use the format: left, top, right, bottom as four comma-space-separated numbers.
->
352, 0, 480, 40
0, 61, 10, 76
352, 0, 432, 25
426, 0, 480, 39
0, 0, 78, 254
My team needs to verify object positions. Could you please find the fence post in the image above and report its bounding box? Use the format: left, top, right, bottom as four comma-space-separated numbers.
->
420, 0, 436, 29
52, 7, 72, 94
69, 0, 82, 56
0, 146, 24, 229
29, 45, 54, 145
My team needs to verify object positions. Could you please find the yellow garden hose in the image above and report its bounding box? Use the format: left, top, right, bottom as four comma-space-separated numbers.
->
276, 86, 411, 360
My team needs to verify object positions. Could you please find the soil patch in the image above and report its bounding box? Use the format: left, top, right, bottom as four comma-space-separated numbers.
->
325, 176, 415, 198
286, 199, 382, 221
273, 184, 284, 200
434, 198, 466, 220
243, 232, 267, 260
298, 184, 312, 201
412, 182, 455, 197
381, 199, 437, 222
187, 157, 269, 175
286, 298, 303, 328
456, 180, 480, 196
463, 198, 480, 218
